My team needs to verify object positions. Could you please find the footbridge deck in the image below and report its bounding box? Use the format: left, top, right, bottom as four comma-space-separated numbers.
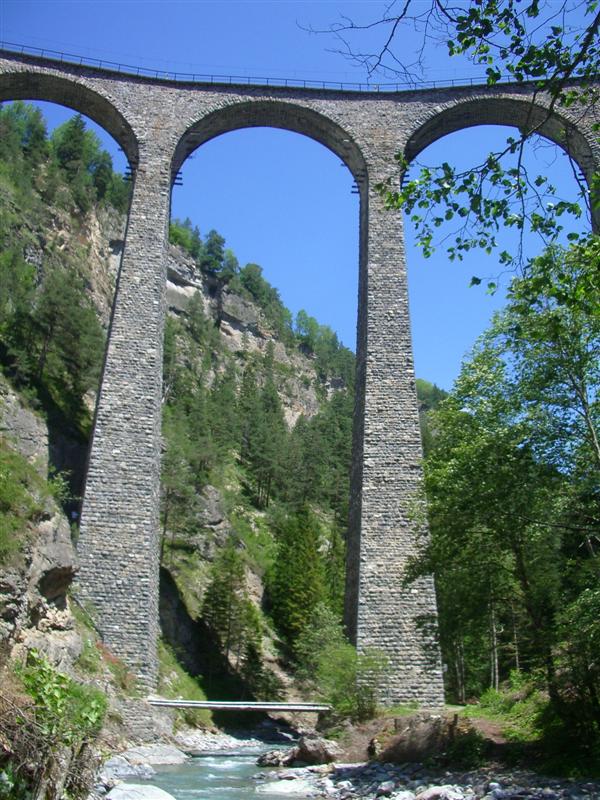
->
148, 698, 330, 713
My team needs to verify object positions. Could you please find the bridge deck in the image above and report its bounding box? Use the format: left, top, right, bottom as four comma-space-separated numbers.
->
148, 698, 330, 712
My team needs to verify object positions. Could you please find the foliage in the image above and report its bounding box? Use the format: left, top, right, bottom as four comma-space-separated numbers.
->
18, 650, 106, 743
408, 239, 600, 756
0, 103, 358, 705
234, 263, 293, 343
200, 542, 283, 699
169, 217, 203, 261
294, 603, 389, 721
169, 219, 355, 378
76, 639, 102, 675
0, 652, 107, 798
268, 507, 327, 645
0, 258, 106, 434
0, 102, 129, 216
320, 2, 600, 280
239, 348, 288, 508
463, 674, 600, 776
0, 102, 129, 438
51, 113, 130, 213
295, 309, 355, 383
0, 438, 47, 563
162, 213, 360, 686
201, 542, 260, 661
442, 728, 488, 769
415, 378, 448, 457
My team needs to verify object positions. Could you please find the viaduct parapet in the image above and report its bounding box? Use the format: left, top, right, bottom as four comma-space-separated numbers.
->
1, 49, 597, 705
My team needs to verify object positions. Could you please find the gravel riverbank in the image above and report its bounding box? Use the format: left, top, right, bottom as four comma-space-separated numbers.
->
259, 761, 600, 800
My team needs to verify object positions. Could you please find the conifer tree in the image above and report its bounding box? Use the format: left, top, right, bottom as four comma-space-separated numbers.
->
202, 542, 262, 665
269, 507, 327, 645
209, 364, 240, 454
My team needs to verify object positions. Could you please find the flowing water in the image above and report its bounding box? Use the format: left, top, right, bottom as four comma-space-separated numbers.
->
127, 747, 306, 799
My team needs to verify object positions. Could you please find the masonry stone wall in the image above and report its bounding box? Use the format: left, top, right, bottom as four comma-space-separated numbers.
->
1, 49, 597, 701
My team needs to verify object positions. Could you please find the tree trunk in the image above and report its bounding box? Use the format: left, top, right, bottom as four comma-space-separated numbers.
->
454, 637, 466, 704
490, 603, 499, 691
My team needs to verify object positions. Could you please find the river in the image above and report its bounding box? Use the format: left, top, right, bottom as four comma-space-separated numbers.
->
126, 747, 307, 799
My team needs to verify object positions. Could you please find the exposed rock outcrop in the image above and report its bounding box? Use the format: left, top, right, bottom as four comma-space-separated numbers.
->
0, 374, 49, 471
165, 246, 322, 427
372, 713, 465, 764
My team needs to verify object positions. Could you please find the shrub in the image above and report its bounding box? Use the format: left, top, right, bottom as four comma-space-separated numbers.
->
444, 727, 487, 768
0, 651, 107, 799
295, 603, 389, 722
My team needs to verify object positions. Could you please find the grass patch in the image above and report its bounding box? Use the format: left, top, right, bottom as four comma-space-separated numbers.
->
230, 509, 276, 576
76, 639, 102, 675
460, 675, 600, 778
96, 643, 141, 696
162, 547, 210, 619
382, 703, 420, 718
158, 640, 212, 729
462, 682, 546, 743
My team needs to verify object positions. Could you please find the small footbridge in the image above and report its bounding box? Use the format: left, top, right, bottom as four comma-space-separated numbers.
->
148, 698, 331, 713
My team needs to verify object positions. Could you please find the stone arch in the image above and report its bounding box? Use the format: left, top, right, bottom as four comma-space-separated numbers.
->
0, 70, 138, 166
404, 93, 600, 229
171, 99, 368, 187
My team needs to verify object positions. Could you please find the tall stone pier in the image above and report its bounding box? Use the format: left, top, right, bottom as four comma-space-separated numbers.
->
1, 48, 597, 702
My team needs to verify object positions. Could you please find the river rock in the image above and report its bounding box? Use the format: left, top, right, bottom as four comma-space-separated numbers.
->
121, 744, 189, 765
295, 736, 344, 765
107, 785, 176, 800
100, 755, 156, 781
256, 778, 319, 795
175, 728, 264, 753
417, 787, 465, 800
257, 749, 294, 766
376, 779, 397, 796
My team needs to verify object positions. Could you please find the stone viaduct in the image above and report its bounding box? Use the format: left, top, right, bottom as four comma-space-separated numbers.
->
0, 48, 598, 706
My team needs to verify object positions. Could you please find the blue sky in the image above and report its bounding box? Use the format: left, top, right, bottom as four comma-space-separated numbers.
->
0, 1, 587, 388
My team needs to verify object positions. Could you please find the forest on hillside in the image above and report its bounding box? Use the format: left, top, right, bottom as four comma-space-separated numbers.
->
0, 100, 599, 772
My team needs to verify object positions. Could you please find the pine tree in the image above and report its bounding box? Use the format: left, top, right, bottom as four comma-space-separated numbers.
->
209, 364, 240, 454
269, 507, 327, 646
202, 542, 263, 669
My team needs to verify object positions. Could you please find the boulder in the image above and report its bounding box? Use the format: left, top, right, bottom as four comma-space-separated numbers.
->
121, 743, 189, 765
220, 290, 261, 336
100, 754, 156, 781
376, 780, 397, 796
107, 785, 176, 800
257, 736, 342, 768
416, 787, 464, 800
294, 736, 343, 765
257, 749, 294, 767
256, 779, 318, 795
29, 512, 78, 607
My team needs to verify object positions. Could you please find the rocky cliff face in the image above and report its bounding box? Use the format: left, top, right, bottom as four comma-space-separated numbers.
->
0, 374, 81, 673
166, 244, 322, 426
